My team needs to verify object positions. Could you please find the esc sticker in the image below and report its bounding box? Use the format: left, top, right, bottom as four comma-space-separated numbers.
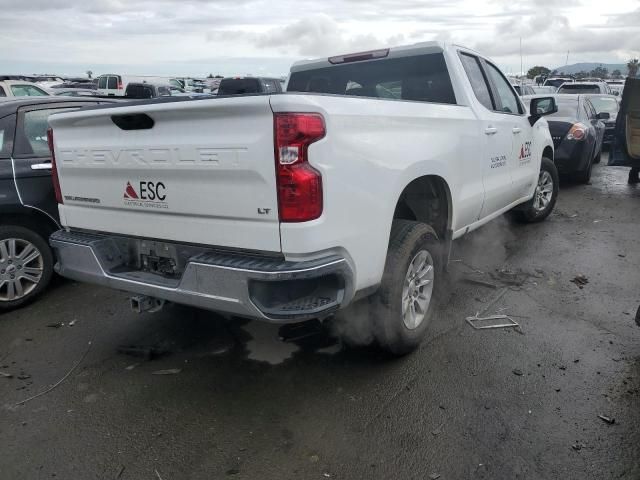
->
490, 155, 507, 169
519, 141, 532, 164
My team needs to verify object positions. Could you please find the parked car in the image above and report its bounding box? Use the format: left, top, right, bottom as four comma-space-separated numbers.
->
50, 81, 97, 90
609, 77, 640, 183
48, 41, 558, 355
544, 77, 574, 89
525, 94, 606, 183
31, 76, 65, 89
97, 74, 176, 96
0, 81, 49, 98
0, 97, 117, 310
217, 77, 283, 95
584, 94, 620, 146
52, 89, 99, 97
557, 82, 611, 95
124, 83, 172, 99
512, 84, 535, 96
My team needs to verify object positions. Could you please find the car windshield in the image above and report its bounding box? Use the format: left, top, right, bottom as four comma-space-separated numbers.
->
588, 96, 618, 113
547, 97, 579, 117
558, 84, 600, 94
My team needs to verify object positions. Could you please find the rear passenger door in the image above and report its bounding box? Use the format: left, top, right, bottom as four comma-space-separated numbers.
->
459, 52, 515, 219
11, 102, 99, 222
482, 60, 537, 200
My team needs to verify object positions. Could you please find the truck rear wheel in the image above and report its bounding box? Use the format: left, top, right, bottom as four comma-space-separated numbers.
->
371, 220, 441, 355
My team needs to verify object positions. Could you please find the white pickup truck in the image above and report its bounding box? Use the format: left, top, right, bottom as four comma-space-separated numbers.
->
47, 42, 558, 354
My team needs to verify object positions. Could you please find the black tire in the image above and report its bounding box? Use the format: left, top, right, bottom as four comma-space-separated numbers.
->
573, 149, 594, 184
593, 150, 602, 164
370, 220, 441, 356
0, 226, 53, 312
512, 156, 559, 223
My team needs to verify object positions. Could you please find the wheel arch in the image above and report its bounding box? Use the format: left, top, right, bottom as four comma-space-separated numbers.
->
392, 175, 453, 244
0, 206, 59, 241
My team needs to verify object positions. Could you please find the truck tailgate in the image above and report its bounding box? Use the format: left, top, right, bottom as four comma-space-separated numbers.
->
49, 96, 281, 252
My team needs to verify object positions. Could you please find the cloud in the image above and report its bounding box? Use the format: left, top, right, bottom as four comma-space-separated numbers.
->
0, 0, 637, 76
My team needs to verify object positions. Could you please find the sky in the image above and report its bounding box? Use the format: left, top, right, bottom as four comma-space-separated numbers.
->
0, 0, 638, 78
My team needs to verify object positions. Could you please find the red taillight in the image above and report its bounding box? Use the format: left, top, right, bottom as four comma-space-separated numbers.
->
566, 123, 587, 141
47, 128, 63, 204
117, 81, 123, 90
274, 113, 325, 222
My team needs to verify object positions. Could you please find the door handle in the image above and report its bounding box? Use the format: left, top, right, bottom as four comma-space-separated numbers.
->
484, 127, 498, 135
30, 162, 52, 170
512, 127, 522, 134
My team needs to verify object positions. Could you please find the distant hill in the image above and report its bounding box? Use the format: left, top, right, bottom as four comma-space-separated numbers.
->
552, 62, 627, 75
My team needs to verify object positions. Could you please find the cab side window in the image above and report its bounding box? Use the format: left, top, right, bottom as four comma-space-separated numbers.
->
484, 62, 523, 114
459, 53, 494, 110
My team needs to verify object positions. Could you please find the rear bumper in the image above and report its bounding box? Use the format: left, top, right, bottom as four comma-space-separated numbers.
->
50, 230, 354, 323
554, 141, 590, 174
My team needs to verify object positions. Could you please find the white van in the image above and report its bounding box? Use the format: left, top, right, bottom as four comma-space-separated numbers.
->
97, 74, 180, 96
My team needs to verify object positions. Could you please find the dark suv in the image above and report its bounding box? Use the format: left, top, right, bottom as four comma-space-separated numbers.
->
0, 97, 116, 310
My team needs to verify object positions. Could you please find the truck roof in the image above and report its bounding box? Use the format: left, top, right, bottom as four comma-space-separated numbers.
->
290, 41, 452, 73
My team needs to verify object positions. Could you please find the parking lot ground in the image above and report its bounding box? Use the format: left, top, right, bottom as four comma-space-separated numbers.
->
1, 158, 639, 480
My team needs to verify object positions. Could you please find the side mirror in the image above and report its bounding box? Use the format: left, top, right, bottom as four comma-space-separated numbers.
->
597, 112, 610, 120
528, 97, 558, 126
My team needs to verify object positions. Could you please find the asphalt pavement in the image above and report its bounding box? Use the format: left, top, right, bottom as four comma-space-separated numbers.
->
1, 157, 639, 480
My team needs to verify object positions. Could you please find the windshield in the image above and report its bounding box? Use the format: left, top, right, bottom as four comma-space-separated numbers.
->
558, 84, 600, 94
547, 97, 579, 118
588, 96, 618, 113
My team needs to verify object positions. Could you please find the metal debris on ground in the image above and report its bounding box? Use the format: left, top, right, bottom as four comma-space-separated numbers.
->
0, 371, 13, 378
116, 465, 125, 479
68, 320, 76, 326
635, 305, 640, 327
466, 313, 519, 330
15, 341, 93, 406
429, 474, 442, 480
47, 323, 63, 328
489, 268, 530, 287
512, 369, 524, 376
598, 414, 615, 424
571, 442, 585, 451
152, 369, 181, 375
155, 469, 164, 480
570, 274, 589, 288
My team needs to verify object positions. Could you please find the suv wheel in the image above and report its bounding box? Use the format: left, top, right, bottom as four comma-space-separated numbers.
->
370, 220, 441, 355
0, 226, 53, 312
512, 156, 559, 223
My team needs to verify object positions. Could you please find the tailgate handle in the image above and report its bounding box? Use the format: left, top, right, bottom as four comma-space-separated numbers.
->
111, 113, 154, 130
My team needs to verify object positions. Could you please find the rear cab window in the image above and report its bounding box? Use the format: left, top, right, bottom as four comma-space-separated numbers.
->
287, 53, 457, 104
558, 84, 600, 94
107, 76, 118, 89
218, 78, 261, 95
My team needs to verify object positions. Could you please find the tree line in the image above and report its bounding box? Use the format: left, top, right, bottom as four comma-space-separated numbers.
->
527, 59, 639, 80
